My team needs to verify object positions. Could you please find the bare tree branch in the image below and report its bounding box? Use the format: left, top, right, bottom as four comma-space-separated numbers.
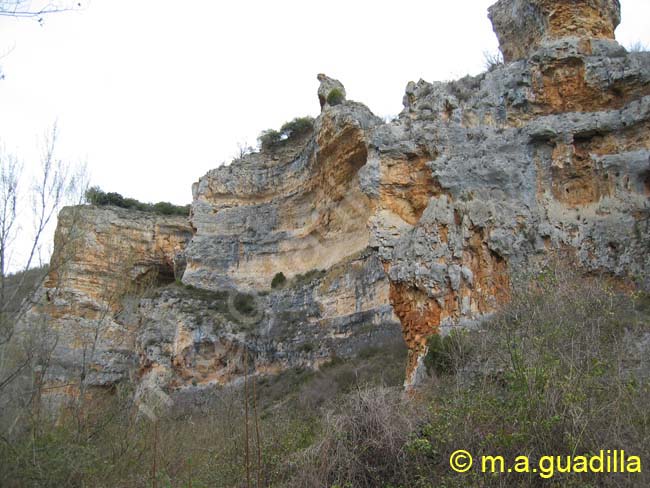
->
0, 1, 83, 19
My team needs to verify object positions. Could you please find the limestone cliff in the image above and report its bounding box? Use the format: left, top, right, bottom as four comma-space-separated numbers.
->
23, 0, 650, 397
19, 207, 192, 397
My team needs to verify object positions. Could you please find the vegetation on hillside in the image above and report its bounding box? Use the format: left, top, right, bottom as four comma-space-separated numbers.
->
0, 265, 49, 315
0, 126, 88, 426
292, 267, 650, 487
85, 187, 190, 216
1, 266, 648, 487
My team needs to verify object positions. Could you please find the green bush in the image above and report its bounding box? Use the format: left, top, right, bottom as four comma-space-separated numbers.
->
423, 329, 472, 376
233, 292, 256, 316
258, 117, 314, 151
153, 201, 188, 215
280, 117, 314, 138
271, 271, 287, 289
299, 342, 315, 353
326, 88, 345, 106
85, 186, 190, 216
258, 128, 283, 149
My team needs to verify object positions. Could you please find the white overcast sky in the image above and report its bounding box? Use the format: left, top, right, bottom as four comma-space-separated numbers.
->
1, 0, 649, 207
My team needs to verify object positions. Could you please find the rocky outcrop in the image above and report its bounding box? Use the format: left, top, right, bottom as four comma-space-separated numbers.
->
19, 207, 193, 397
186, 20, 649, 385
377, 0, 649, 383
135, 250, 399, 397
317, 73, 347, 109
23, 198, 401, 403
488, 0, 621, 62
23, 0, 650, 396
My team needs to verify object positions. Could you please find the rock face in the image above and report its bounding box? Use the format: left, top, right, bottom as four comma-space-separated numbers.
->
23, 0, 650, 398
20, 207, 193, 396
136, 250, 399, 397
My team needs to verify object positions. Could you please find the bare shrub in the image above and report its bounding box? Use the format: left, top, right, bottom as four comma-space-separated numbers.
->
289, 386, 419, 488
627, 41, 648, 53
483, 50, 504, 71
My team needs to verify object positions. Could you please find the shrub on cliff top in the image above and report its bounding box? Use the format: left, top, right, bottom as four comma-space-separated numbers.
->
280, 117, 314, 138
258, 129, 283, 150
326, 88, 344, 106
152, 201, 189, 216
258, 116, 315, 151
85, 186, 190, 216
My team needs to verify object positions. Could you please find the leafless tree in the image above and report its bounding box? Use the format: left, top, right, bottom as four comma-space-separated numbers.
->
234, 141, 254, 162
71, 238, 159, 438
627, 41, 648, 53
0, 1, 83, 20
0, 45, 10, 81
483, 49, 504, 72
0, 1, 83, 81
0, 124, 87, 396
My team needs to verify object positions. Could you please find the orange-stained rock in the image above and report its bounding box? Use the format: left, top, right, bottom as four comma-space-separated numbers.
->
379, 149, 443, 226
389, 282, 441, 383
